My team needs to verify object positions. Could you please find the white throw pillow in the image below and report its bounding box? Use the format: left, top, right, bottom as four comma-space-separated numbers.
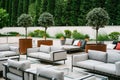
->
107, 44, 116, 49
73, 40, 80, 46
65, 38, 74, 45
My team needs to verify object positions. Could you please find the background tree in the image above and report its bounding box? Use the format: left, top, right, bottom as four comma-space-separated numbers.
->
0, 8, 9, 29
86, 7, 110, 44
38, 12, 54, 40
17, 14, 33, 38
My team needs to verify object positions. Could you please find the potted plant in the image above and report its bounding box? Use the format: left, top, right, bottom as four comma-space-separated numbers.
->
17, 14, 33, 54
37, 12, 54, 46
85, 7, 110, 52
84, 34, 90, 42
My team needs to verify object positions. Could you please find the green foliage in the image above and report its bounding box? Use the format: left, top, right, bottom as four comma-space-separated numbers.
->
64, 30, 72, 38
84, 34, 90, 38
28, 29, 50, 38
72, 30, 85, 39
0, 8, 9, 28
55, 33, 64, 39
86, 7, 110, 29
17, 14, 33, 27
97, 33, 110, 41
109, 32, 120, 40
7, 32, 20, 36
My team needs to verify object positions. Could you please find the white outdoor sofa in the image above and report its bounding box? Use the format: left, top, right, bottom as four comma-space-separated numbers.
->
0, 44, 20, 73
27, 45, 67, 64
72, 50, 120, 78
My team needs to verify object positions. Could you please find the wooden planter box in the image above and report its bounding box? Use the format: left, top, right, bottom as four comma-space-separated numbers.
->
19, 38, 32, 55
85, 44, 106, 53
37, 40, 53, 47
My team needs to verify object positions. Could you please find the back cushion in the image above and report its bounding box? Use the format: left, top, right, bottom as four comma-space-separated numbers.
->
39, 45, 51, 53
107, 52, 120, 63
51, 46, 63, 52
37, 67, 64, 80
115, 43, 120, 50
65, 38, 74, 45
73, 40, 80, 46
88, 50, 107, 62
0, 44, 9, 51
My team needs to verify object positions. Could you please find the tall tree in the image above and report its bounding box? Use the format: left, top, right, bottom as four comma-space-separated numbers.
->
18, 0, 23, 17
8, 0, 12, 26
41, 0, 48, 13
47, 0, 55, 15
23, 0, 29, 14
11, 0, 19, 26
34, 0, 41, 26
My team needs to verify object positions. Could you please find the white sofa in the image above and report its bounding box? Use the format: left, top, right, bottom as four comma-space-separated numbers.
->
72, 50, 120, 77
0, 44, 20, 73
27, 45, 67, 64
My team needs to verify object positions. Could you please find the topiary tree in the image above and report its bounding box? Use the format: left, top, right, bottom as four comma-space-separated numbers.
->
38, 12, 54, 40
86, 7, 110, 44
0, 8, 9, 29
17, 14, 33, 39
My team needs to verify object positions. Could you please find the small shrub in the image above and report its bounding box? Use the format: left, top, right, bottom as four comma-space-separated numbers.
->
97, 33, 110, 41
109, 32, 120, 40
84, 34, 90, 38
55, 33, 64, 39
72, 30, 85, 39
7, 32, 20, 36
64, 30, 72, 38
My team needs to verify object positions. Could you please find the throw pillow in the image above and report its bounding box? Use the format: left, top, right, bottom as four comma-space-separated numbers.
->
77, 41, 81, 46
107, 44, 116, 49
73, 40, 80, 46
116, 43, 120, 50
39, 45, 51, 53
65, 38, 74, 45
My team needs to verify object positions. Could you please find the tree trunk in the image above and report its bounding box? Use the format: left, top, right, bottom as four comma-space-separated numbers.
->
44, 27, 47, 40
25, 27, 27, 39
96, 29, 98, 44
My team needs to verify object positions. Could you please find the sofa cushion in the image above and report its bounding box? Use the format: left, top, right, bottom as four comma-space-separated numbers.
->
107, 44, 116, 49
38, 52, 51, 60
51, 46, 63, 52
8, 59, 30, 70
0, 44, 9, 51
107, 52, 120, 63
0, 51, 17, 57
39, 45, 51, 53
95, 63, 116, 75
88, 50, 107, 62
65, 38, 74, 45
76, 60, 104, 70
37, 67, 64, 80
73, 40, 80, 46
115, 43, 120, 50
0, 54, 5, 58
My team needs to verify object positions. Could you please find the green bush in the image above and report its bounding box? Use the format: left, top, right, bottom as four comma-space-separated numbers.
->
109, 32, 120, 40
28, 29, 50, 38
97, 33, 110, 41
55, 33, 64, 39
7, 32, 19, 36
72, 30, 85, 39
64, 30, 72, 38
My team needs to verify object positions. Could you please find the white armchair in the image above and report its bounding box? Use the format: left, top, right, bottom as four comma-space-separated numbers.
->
3, 59, 31, 80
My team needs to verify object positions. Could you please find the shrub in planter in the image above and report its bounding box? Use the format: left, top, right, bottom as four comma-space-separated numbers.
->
55, 33, 64, 39
7, 32, 20, 36
97, 33, 110, 41
64, 30, 72, 38
72, 30, 85, 39
109, 32, 120, 40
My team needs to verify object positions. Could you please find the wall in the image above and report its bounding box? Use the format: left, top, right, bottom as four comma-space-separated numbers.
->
0, 26, 120, 39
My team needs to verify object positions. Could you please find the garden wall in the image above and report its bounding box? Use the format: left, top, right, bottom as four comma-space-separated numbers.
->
0, 26, 120, 39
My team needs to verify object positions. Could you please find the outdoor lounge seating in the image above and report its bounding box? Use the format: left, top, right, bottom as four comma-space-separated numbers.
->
61, 38, 87, 53
27, 45, 67, 64
72, 50, 120, 77
3, 59, 31, 80
0, 44, 20, 73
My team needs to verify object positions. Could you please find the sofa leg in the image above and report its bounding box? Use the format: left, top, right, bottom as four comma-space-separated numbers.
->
71, 65, 73, 72
64, 60, 65, 64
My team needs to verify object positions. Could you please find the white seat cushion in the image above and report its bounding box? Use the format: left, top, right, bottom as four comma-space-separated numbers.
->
38, 53, 51, 60
28, 52, 40, 58
95, 63, 116, 75
0, 51, 17, 57
76, 60, 105, 70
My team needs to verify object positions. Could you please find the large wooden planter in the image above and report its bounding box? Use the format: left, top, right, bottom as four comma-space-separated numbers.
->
19, 38, 32, 55
37, 40, 53, 47
85, 44, 106, 53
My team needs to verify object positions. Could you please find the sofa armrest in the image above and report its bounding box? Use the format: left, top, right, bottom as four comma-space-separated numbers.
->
50, 50, 67, 61
72, 53, 88, 66
115, 61, 120, 76
27, 47, 39, 53
9, 46, 19, 54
